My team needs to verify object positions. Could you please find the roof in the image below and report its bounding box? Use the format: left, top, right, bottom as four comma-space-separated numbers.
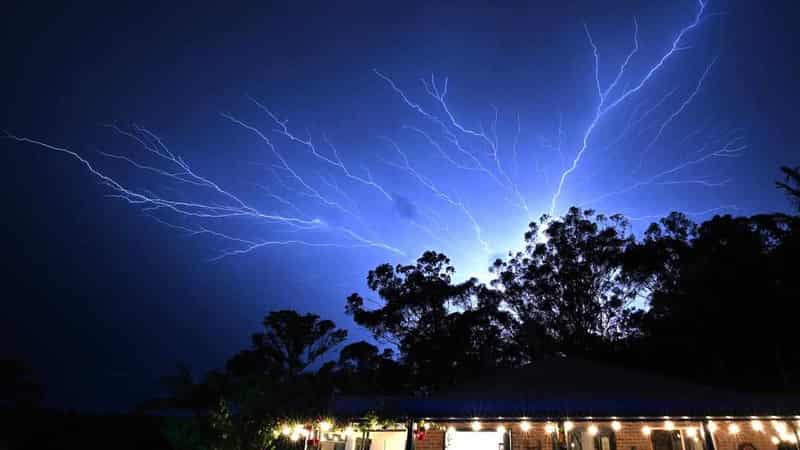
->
332, 358, 800, 418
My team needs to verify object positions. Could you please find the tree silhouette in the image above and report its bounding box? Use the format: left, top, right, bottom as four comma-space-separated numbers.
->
226, 310, 347, 382
333, 341, 406, 394
777, 165, 800, 211
492, 207, 642, 359
346, 251, 515, 391
626, 212, 800, 391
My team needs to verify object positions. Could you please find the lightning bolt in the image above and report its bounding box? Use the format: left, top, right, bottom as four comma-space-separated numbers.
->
582, 133, 746, 206
250, 97, 394, 202
3, 129, 403, 259
379, 136, 490, 253
626, 204, 739, 222
5, 0, 740, 270
549, 0, 710, 216
376, 70, 531, 218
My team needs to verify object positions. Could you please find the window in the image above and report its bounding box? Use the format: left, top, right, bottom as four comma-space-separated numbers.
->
567, 428, 617, 450
651, 430, 683, 450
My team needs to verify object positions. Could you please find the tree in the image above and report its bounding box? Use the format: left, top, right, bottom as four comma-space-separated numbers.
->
333, 341, 406, 394
152, 310, 347, 450
234, 310, 348, 379
626, 212, 800, 391
222, 310, 347, 420
346, 251, 514, 391
777, 165, 800, 211
492, 207, 642, 359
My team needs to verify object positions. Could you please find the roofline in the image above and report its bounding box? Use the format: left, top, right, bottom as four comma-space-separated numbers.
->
345, 415, 800, 423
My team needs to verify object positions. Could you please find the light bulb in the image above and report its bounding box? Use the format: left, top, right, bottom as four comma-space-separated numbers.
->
520, 421, 532, 432
611, 421, 622, 432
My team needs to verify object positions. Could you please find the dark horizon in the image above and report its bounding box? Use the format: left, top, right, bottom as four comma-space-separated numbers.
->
2, 0, 799, 412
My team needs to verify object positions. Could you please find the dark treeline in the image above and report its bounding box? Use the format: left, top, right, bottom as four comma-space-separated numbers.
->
3, 167, 799, 450
123, 166, 800, 450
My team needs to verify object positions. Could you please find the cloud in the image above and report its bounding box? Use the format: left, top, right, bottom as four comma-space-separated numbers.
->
391, 193, 418, 220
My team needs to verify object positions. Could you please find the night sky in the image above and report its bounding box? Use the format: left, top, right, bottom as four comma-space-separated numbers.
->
2, 1, 797, 411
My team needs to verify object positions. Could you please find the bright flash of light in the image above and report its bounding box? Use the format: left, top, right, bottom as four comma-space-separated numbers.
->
5, 0, 737, 270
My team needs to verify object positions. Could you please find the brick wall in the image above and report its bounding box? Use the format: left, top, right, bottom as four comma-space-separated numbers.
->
417, 429, 445, 450
406, 420, 793, 450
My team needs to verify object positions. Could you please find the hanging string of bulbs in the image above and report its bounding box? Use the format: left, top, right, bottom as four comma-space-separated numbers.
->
273, 417, 800, 446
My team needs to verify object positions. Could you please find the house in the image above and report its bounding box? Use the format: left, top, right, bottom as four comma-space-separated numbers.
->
287, 359, 800, 450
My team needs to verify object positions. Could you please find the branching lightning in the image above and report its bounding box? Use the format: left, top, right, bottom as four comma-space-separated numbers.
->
549, 0, 711, 216
379, 136, 490, 253
6, 0, 742, 271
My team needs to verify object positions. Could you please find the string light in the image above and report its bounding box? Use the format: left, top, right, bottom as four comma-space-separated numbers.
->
728, 424, 740, 435
564, 421, 575, 432
290, 433, 300, 442
320, 421, 332, 432
423, 423, 431, 430
771, 436, 780, 445
611, 421, 622, 432
471, 420, 482, 431
588, 425, 599, 436
520, 421, 532, 432
707, 422, 718, 433
497, 425, 507, 434
282, 425, 292, 436
686, 427, 698, 438
772, 421, 787, 433
642, 426, 652, 436
664, 421, 675, 431
545, 423, 557, 433
751, 420, 764, 432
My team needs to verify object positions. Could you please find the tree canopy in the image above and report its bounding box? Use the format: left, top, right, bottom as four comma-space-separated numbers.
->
145, 165, 800, 449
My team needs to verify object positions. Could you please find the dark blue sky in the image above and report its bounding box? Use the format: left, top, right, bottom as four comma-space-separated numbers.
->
2, 1, 797, 410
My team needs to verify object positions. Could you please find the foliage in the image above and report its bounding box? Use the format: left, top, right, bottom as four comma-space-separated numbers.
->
346, 251, 515, 391
492, 207, 642, 359
776, 165, 800, 211
153, 164, 800, 448
153, 311, 347, 449
229, 310, 347, 380
625, 212, 800, 391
